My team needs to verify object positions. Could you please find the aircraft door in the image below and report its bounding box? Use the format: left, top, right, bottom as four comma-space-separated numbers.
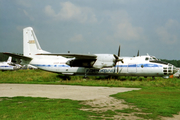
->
127, 64, 137, 73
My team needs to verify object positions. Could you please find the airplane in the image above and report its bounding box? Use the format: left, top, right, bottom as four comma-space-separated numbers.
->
0, 56, 20, 70
4, 27, 177, 78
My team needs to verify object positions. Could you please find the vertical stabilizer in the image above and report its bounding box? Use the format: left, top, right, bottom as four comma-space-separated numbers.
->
7, 56, 12, 63
23, 27, 49, 57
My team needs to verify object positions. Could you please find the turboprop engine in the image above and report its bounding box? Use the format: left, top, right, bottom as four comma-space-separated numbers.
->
66, 54, 118, 68
92, 45, 123, 69
66, 45, 123, 69
92, 54, 117, 68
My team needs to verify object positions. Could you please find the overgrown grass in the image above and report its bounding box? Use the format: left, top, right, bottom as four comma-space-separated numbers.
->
0, 69, 59, 83
1, 69, 180, 119
1, 69, 180, 88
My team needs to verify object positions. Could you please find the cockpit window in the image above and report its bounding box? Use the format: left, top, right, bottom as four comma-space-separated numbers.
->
145, 57, 149, 61
151, 56, 158, 61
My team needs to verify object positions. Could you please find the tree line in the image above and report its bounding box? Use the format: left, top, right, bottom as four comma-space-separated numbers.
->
160, 59, 180, 67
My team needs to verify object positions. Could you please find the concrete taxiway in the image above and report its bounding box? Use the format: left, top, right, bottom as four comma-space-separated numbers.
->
0, 84, 140, 100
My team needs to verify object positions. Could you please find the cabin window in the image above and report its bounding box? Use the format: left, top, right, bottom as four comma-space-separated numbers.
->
145, 57, 149, 61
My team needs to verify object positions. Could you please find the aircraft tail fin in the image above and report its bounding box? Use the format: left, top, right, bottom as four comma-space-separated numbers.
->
23, 27, 49, 57
7, 56, 12, 63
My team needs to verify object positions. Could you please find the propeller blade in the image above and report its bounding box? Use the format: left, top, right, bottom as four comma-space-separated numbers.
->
117, 45, 120, 74
137, 50, 139, 56
113, 54, 119, 60
118, 45, 120, 57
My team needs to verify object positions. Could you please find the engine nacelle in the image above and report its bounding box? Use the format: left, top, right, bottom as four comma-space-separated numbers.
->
66, 59, 96, 67
92, 54, 116, 69
66, 54, 117, 69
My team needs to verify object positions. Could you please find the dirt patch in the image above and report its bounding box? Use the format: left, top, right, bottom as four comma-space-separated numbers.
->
81, 96, 180, 120
81, 97, 143, 120
161, 113, 180, 120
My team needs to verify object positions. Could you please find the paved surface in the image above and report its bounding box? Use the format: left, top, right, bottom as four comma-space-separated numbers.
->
0, 84, 140, 100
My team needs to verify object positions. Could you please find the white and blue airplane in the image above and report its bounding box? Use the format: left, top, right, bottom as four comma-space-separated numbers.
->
4, 27, 177, 78
0, 56, 19, 70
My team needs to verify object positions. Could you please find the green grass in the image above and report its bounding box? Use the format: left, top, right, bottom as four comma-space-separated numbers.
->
0, 96, 126, 120
1, 70, 180, 88
0, 97, 96, 119
0, 70, 60, 83
1, 69, 180, 119
111, 87, 180, 119
102, 110, 117, 117
115, 108, 139, 113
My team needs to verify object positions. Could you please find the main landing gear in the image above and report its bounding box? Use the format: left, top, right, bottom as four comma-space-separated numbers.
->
83, 68, 89, 79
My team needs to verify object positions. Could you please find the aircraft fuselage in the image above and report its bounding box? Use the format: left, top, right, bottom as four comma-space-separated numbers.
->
29, 55, 176, 77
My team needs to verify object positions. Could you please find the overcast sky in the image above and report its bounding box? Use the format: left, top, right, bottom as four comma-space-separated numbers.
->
0, 0, 180, 60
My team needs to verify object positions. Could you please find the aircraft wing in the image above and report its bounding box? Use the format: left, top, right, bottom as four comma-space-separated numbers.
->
3, 52, 32, 61
37, 53, 97, 59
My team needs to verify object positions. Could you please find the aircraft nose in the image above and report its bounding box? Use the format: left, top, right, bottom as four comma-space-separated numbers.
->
173, 65, 178, 74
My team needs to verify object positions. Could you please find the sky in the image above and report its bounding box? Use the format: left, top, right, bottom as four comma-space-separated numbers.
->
0, 0, 180, 60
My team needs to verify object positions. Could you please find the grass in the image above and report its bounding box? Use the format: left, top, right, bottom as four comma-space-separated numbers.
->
111, 87, 180, 119
0, 97, 96, 119
0, 69, 60, 83
115, 108, 139, 113
102, 110, 117, 117
1, 70, 180, 88
1, 69, 180, 119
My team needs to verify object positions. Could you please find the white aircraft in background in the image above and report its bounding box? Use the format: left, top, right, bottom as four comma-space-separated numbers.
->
4, 27, 177, 78
0, 56, 20, 70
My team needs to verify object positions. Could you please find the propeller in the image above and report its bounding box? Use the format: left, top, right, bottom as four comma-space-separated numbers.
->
113, 45, 123, 73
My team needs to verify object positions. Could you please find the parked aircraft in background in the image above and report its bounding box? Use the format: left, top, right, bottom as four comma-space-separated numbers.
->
22, 64, 38, 69
4, 27, 178, 78
0, 56, 21, 70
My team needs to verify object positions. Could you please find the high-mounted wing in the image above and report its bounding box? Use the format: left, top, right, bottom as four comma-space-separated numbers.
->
3, 52, 32, 61
37, 47, 123, 69
36, 53, 97, 59
37, 53, 97, 68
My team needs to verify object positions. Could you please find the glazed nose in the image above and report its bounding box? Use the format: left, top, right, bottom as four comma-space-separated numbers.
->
173, 65, 178, 74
